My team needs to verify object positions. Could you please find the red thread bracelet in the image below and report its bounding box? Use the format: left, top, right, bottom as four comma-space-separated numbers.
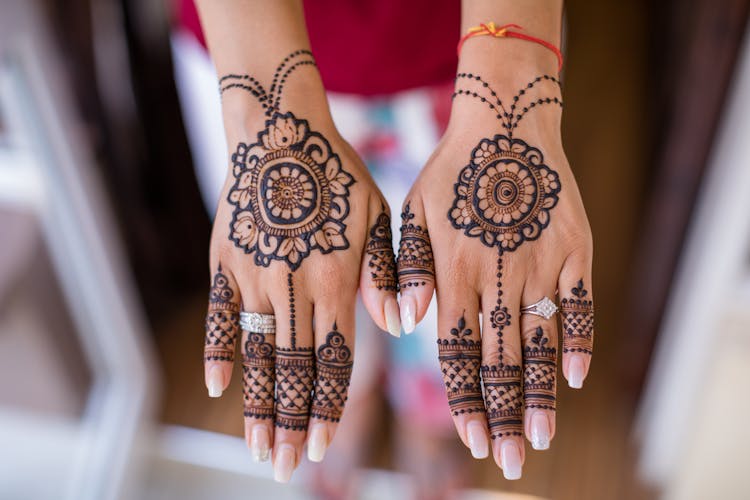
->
457, 22, 563, 72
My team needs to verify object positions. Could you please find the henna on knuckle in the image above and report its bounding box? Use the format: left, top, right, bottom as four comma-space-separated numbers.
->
560, 279, 594, 355
365, 207, 398, 292
311, 324, 353, 423
243, 330, 276, 420
523, 326, 557, 412
205, 264, 240, 362
397, 202, 435, 289
438, 314, 484, 416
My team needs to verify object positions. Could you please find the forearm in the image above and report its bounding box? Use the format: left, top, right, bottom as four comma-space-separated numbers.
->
195, 0, 330, 132
459, 0, 563, 77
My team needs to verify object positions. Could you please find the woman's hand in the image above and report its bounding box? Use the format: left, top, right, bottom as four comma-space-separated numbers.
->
202, 51, 399, 483
397, 68, 594, 479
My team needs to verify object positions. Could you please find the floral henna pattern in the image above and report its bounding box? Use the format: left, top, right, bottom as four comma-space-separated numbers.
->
365, 208, 398, 291
449, 136, 561, 252
523, 327, 557, 411
397, 202, 435, 288
228, 112, 355, 270
275, 347, 315, 431
437, 315, 484, 416
242, 330, 276, 419
312, 325, 353, 422
560, 279, 594, 355
204, 265, 240, 362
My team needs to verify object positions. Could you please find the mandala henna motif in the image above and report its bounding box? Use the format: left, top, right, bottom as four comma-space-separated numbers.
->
560, 279, 594, 355
227, 113, 355, 270
445, 74, 564, 438
449, 136, 561, 252
243, 330, 276, 419
437, 315, 484, 416
275, 347, 315, 431
204, 265, 239, 362
523, 326, 557, 411
366, 208, 398, 291
312, 325, 353, 422
397, 202, 435, 288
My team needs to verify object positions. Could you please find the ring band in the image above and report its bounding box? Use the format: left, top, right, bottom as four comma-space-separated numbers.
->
520, 296, 558, 320
239, 311, 276, 333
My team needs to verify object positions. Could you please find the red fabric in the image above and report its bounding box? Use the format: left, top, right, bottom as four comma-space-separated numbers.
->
177, 0, 459, 96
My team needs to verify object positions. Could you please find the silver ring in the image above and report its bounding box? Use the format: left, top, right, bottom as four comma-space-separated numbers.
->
239, 311, 276, 333
520, 296, 558, 320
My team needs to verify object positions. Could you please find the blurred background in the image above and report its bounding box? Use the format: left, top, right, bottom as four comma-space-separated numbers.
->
1, 0, 750, 499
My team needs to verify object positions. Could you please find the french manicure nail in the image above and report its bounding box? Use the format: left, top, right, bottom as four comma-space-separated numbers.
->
568, 354, 586, 389
500, 440, 522, 480
530, 413, 550, 450
401, 295, 416, 334
384, 297, 402, 337
273, 444, 296, 483
207, 366, 223, 398
250, 426, 270, 462
307, 424, 328, 463
466, 421, 489, 459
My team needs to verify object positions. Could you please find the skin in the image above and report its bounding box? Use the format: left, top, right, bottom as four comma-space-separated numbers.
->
197, 0, 594, 483
399, 0, 595, 479
196, 0, 399, 482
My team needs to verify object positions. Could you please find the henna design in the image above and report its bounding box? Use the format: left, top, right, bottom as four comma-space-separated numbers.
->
397, 202, 435, 288
481, 255, 523, 438
523, 327, 557, 411
446, 74, 565, 438
311, 324, 353, 422
204, 265, 239, 362
242, 330, 276, 419
560, 279, 594, 355
221, 52, 355, 271
437, 314, 484, 416
288, 273, 297, 349
275, 347, 315, 431
366, 207, 398, 291
481, 365, 524, 438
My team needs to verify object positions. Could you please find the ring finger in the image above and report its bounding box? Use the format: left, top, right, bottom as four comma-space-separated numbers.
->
519, 273, 560, 452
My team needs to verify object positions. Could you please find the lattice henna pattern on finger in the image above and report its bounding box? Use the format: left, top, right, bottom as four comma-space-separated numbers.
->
275, 347, 315, 431
438, 314, 484, 416
312, 324, 353, 422
481, 365, 524, 438
242, 331, 276, 419
397, 202, 435, 288
366, 207, 398, 292
523, 326, 557, 411
560, 279, 594, 355
204, 265, 240, 362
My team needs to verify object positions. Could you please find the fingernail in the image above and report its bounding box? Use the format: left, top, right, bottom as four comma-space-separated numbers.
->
568, 354, 586, 389
400, 295, 416, 334
530, 413, 550, 450
207, 366, 223, 398
500, 440, 523, 480
250, 426, 270, 462
384, 297, 401, 337
273, 444, 296, 483
307, 424, 328, 463
466, 421, 489, 459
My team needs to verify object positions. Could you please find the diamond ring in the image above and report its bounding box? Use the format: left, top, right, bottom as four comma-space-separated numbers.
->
520, 297, 558, 320
239, 311, 276, 334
